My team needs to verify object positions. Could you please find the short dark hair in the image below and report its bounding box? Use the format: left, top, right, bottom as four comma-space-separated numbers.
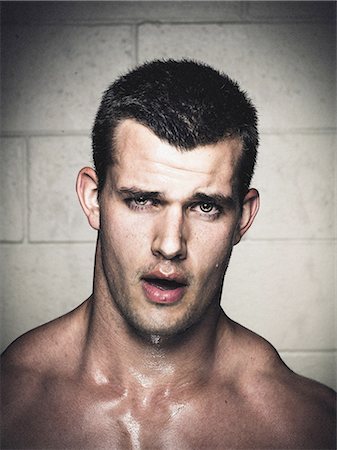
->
92, 59, 259, 204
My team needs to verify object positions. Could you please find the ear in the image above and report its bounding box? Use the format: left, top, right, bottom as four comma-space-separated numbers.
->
76, 167, 100, 230
233, 188, 260, 245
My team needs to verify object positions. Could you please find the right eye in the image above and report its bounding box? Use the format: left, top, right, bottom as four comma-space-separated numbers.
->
133, 196, 149, 206
125, 196, 160, 211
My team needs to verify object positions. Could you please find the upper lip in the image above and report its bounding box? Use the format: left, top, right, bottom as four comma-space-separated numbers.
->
142, 269, 189, 286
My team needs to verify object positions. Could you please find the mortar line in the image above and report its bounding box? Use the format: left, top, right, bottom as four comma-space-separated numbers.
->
23, 135, 29, 245
1, 129, 336, 139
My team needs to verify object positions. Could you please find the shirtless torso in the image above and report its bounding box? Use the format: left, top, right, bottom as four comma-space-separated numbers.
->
2, 68, 336, 449
2, 298, 336, 450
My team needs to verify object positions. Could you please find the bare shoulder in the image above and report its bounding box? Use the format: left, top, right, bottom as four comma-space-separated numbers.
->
230, 322, 336, 448
2, 303, 84, 372
1, 302, 87, 426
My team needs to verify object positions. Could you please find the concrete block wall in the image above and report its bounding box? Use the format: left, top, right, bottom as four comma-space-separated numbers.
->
1, 1, 336, 389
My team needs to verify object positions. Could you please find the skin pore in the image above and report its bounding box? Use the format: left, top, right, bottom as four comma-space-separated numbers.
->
1, 119, 336, 449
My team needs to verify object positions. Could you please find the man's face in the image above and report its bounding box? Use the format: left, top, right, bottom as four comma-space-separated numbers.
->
97, 119, 245, 337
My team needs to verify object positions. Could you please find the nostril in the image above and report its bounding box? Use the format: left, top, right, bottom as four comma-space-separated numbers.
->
151, 239, 187, 260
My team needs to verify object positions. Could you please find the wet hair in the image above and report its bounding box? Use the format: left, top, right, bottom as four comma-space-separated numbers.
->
92, 59, 259, 204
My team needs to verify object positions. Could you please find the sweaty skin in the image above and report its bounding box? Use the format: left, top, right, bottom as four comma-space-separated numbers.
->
1, 120, 336, 449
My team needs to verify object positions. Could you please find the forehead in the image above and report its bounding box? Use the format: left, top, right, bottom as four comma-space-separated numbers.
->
111, 119, 242, 196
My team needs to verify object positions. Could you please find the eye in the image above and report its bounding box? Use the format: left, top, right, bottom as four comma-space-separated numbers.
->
191, 201, 222, 220
134, 196, 149, 206
125, 195, 160, 211
199, 202, 215, 213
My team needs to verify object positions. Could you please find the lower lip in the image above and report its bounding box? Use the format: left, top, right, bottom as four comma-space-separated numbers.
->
142, 280, 186, 304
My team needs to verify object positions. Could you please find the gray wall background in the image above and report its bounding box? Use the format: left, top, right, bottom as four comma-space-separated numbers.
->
1, 1, 336, 389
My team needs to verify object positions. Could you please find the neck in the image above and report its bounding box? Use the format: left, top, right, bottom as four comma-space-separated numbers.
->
80, 243, 233, 394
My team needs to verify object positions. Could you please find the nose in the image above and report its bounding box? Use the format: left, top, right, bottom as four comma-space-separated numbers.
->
151, 206, 187, 260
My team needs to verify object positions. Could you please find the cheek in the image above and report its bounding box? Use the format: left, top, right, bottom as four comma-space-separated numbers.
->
189, 222, 235, 265
100, 210, 151, 262
190, 237, 233, 299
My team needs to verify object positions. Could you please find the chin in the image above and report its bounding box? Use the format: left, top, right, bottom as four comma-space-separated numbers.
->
123, 308, 208, 343
128, 319, 191, 339
113, 289, 218, 343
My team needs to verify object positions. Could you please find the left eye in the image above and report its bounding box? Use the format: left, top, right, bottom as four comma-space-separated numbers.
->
199, 202, 215, 213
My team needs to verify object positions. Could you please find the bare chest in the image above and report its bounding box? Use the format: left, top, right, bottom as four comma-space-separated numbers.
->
4, 386, 292, 450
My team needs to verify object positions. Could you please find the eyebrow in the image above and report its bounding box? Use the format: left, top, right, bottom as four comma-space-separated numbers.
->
191, 192, 236, 210
117, 187, 236, 209
117, 187, 163, 199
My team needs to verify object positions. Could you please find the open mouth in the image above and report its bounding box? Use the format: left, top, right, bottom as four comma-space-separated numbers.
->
141, 275, 188, 304
143, 277, 186, 291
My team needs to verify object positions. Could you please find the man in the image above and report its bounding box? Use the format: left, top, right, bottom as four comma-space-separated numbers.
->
1, 59, 335, 449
